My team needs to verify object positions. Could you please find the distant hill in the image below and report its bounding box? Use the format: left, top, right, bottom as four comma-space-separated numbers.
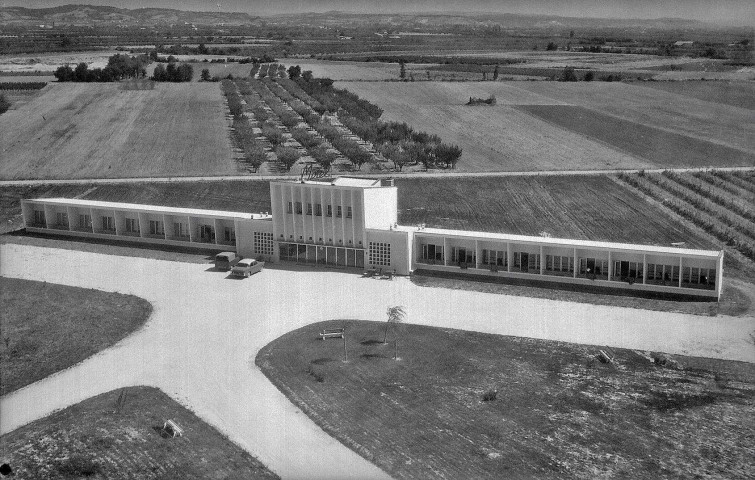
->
0, 4, 259, 26
0, 4, 710, 29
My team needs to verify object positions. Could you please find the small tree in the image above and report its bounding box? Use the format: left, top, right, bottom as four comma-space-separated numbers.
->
383, 306, 406, 344
559, 66, 578, 82
584, 70, 594, 82
435, 143, 462, 169
200, 68, 211, 81
275, 146, 301, 171
399, 59, 406, 80
262, 123, 285, 148
546, 42, 558, 51
287, 65, 302, 79
493, 65, 499, 81
312, 145, 336, 172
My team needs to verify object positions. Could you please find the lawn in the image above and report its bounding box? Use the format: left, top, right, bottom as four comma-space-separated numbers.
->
0, 386, 279, 479
257, 320, 755, 479
0, 82, 237, 180
518, 105, 755, 168
0, 277, 152, 395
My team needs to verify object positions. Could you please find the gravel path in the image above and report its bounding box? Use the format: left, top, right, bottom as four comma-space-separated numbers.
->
1, 243, 753, 479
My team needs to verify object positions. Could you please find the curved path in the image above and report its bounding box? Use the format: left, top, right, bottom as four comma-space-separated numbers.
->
1, 243, 753, 479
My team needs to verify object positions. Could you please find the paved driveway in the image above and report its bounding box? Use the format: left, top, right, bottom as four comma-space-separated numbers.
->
1, 243, 753, 479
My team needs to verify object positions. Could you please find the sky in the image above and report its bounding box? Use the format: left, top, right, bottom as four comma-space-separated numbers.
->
4, 0, 755, 25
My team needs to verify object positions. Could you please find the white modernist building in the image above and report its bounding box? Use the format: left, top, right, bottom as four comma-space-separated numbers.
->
22, 176, 723, 299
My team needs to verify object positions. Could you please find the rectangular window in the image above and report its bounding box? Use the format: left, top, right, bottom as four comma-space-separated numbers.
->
346, 206, 352, 218
101, 216, 114, 231
56, 212, 68, 226
327, 205, 332, 217
337, 206, 342, 218
287, 202, 293, 214
79, 214, 91, 229
173, 222, 187, 238
33, 210, 46, 226
125, 218, 139, 233
224, 227, 235, 242
306, 203, 313, 215
295, 202, 302, 214
315, 204, 322, 216
199, 224, 213, 241
368, 241, 391, 266
150, 220, 164, 236
513, 252, 521, 268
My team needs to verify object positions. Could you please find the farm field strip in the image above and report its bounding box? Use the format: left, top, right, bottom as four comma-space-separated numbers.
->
0, 82, 237, 180
518, 105, 755, 169
662, 172, 755, 225
693, 172, 755, 203
617, 173, 755, 262
510, 82, 755, 154
346, 100, 652, 172
639, 81, 755, 111
714, 171, 755, 195
655, 174, 755, 240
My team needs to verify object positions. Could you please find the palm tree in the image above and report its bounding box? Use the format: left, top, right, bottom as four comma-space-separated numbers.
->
383, 306, 406, 343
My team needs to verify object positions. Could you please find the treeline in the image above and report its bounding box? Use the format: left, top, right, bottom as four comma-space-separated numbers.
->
0, 82, 47, 90
294, 73, 462, 170
152, 62, 193, 82
55, 53, 149, 82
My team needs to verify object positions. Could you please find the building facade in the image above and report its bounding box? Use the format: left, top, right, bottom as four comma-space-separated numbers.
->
22, 177, 724, 299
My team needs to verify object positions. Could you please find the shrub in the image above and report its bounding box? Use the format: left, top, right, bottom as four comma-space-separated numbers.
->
0, 94, 10, 115
56, 454, 100, 476
482, 389, 498, 401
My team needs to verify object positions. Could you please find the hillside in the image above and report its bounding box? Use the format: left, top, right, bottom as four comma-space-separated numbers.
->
0, 4, 259, 26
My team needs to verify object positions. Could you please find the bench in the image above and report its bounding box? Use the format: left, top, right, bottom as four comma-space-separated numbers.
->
319, 328, 345, 340
163, 419, 184, 438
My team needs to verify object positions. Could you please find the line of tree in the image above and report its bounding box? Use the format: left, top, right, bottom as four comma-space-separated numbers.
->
151, 61, 194, 82
55, 54, 149, 82
0, 82, 47, 90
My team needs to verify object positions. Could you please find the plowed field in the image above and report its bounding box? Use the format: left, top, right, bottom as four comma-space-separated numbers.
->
338, 81, 755, 171
0, 82, 237, 180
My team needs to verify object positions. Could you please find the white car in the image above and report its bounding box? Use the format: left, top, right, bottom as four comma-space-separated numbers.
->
230, 258, 264, 277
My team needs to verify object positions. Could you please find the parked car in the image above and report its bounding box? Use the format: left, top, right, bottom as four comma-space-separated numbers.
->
215, 252, 240, 270
231, 258, 264, 277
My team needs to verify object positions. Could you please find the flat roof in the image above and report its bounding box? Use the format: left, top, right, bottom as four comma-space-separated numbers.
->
24, 198, 269, 220
399, 225, 721, 258
274, 177, 388, 188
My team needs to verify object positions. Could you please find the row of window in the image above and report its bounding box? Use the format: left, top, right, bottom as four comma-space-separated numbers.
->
278, 242, 365, 268
287, 202, 352, 219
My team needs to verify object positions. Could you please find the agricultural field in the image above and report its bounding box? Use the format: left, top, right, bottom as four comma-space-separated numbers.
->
639, 80, 755, 110
0, 82, 237, 180
0, 277, 152, 395
339, 81, 755, 171
395, 176, 716, 248
258, 320, 755, 479
0, 386, 279, 479
617, 170, 755, 263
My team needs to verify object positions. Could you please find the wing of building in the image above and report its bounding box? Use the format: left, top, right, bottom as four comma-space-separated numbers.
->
22, 176, 723, 299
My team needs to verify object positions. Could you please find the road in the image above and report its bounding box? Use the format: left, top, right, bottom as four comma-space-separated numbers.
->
1, 243, 753, 479
1, 166, 753, 186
